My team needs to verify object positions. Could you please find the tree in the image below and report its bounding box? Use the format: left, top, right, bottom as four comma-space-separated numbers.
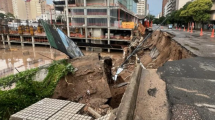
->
153, 18, 159, 24
6, 12, 15, 18
146, 14, 155, 21
181, 0, 212, 23
0, 13, 5, 19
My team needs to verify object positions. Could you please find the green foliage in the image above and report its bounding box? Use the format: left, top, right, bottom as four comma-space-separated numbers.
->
0, 60, 74, 120
0, 12, 15, 19
0, 13, 5, 19
5, 13, 15, 19
146, 15, 155, 21
180, 0, 212, 22
153, 18, 159, 24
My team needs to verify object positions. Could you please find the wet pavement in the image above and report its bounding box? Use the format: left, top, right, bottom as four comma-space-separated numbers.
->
157, 57, 215, 119
0, 44, 123, 79
156, 26, 215, 57
150, 26, 215, 119
0, 44, 68, 78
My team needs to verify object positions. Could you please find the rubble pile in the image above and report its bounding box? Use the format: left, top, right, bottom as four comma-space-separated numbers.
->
52, 53, 133, 117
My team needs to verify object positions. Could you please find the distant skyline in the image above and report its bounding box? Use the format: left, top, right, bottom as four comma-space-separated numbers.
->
46, 0, 162, 16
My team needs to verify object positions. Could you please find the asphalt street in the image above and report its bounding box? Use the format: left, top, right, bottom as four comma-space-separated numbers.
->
155, 26, 215, 57
154, 26, 215, 119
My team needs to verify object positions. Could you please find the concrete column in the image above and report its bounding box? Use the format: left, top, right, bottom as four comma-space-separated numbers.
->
107, 1, 110, 53
84, 0, 88, 51
32, 47, 36, 58
32, 36, 35, 47
84, 0, 86, 7
54, 5, 57, 23
1, 34, 5, 45
65, 0, 70, 37
107, 0, 110, 6
7, 35, 11, 47
20, 35, 24, 47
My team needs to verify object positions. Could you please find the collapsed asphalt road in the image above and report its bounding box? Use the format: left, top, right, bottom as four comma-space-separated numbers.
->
118, 27, 215, 120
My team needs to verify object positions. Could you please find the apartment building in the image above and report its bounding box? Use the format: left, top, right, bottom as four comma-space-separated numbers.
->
12, 0, 27, 19
176, 0, 193, 10
164, 0, 193, 16
211, 3, 215, 21
137, 0, 147, 16
0, 0, 14, 14
162, 0, 168, 16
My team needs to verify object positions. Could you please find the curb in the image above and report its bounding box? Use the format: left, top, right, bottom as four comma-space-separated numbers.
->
110, 64, 142, 120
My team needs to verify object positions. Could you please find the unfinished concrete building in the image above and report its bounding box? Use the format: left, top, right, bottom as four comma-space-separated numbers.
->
53, 0, 138, 52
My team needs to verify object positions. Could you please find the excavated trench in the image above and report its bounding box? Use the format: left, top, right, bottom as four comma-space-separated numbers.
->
52, 30, 195, 119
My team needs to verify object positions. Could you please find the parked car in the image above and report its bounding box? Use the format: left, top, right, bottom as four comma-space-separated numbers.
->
168, 24, 173, 29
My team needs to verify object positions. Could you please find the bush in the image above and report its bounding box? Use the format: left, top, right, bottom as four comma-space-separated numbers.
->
0, 60, 74, 120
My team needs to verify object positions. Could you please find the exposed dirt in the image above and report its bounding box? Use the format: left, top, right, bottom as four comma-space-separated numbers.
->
52, 53, 111, 101
52, 52, 133, 116
138, 31, 194, 69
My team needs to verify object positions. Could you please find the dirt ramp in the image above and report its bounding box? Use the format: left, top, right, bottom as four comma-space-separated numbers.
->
52, 53, 112, 103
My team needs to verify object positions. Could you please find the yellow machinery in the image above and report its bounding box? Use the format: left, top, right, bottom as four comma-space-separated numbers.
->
30, 26, 34, 36
18, 26, 23, 34
37, 25, 42, 33
25, 25, 30, 33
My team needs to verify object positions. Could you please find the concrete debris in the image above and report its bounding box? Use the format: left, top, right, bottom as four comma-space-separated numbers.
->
87, 107, 102, 119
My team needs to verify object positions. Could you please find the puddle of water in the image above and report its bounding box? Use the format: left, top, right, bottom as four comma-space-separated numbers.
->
0, 45, 68, 78
0, 44, 123, 79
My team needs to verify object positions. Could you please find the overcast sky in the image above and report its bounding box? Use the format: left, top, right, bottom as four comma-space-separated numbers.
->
46, 0, 162, 16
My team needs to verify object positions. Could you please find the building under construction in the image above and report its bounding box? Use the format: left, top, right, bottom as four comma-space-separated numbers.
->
53, 0, 139, 52
0, 0, 141, 53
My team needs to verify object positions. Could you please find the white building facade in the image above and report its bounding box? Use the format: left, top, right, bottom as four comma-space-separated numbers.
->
137, 0, 147, 16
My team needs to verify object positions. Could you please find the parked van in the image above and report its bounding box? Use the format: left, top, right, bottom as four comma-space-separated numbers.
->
168, 24, 173, 29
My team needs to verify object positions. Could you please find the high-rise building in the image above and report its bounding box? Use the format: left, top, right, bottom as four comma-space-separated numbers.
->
137, 0, 147, 16
147, 4, 149, 15
164, 0, 193, 16
162, 0, 168, 16
175, 0, 193, 10
0, 0, 14, 14
25, 0, 32, 20
30, 0, 42, 20
40, 0, 47, 14
12, 0, 27, 19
